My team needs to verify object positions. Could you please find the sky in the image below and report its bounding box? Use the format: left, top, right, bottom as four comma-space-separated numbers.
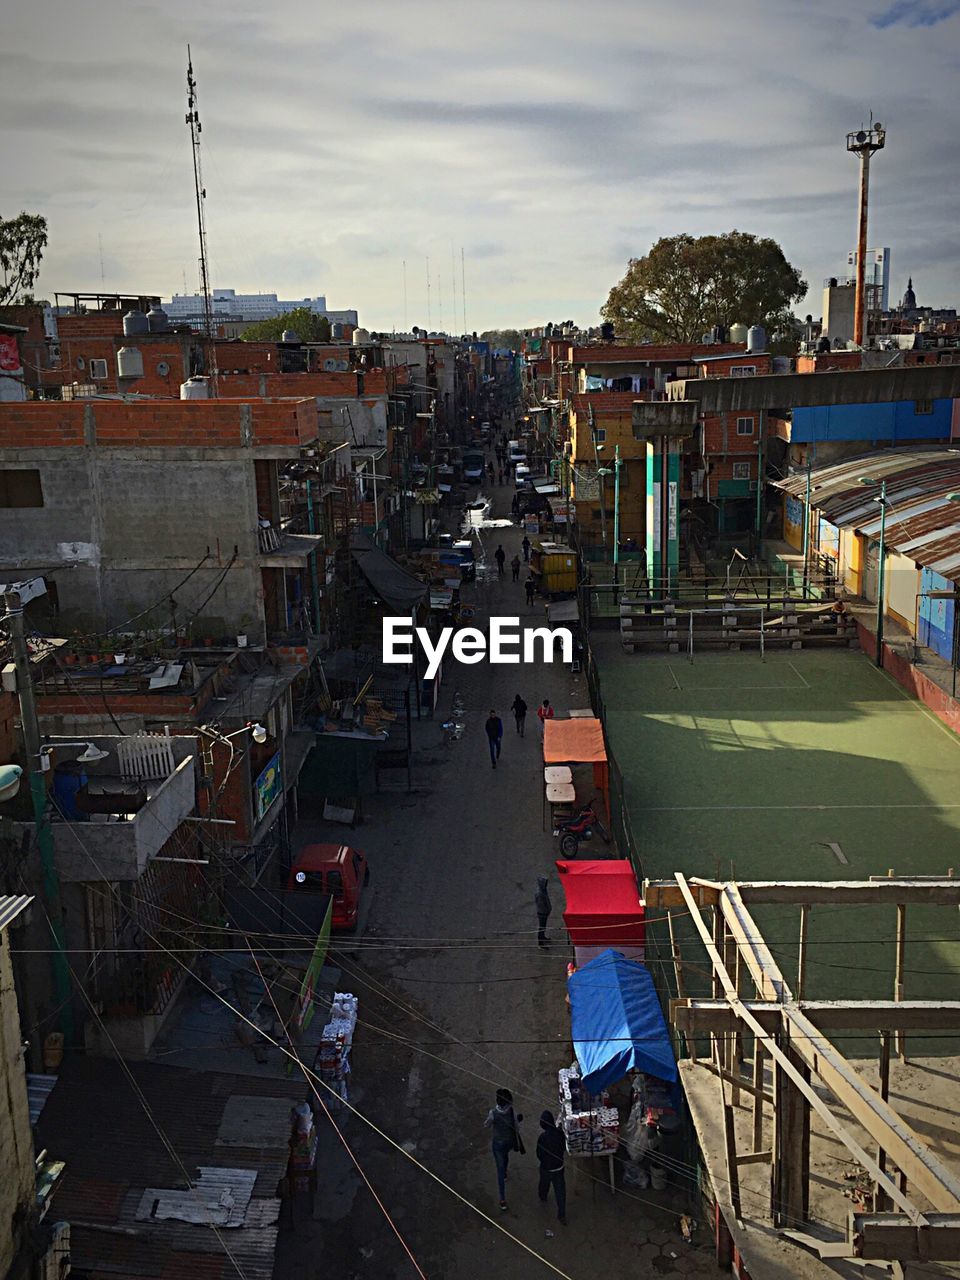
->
2, 0, 959, 332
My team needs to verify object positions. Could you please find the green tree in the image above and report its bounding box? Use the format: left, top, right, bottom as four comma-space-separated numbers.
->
0, 212, 48, 305
602, 231, 806, 344
240, 307, 332, 343
480, 328, 522, 348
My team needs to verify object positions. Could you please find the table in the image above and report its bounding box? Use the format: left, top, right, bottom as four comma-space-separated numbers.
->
545, 780, 577, 831
568, 1148, 616, 1194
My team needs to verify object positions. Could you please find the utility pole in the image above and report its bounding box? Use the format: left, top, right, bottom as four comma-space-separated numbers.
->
3, 591, 74, 1044
847, 120, 886, 348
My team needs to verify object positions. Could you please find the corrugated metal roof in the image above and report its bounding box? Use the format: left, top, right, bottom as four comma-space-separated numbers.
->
26, 1073, 58, 1126
0, 894, 32, 933
776, 448, 960, 581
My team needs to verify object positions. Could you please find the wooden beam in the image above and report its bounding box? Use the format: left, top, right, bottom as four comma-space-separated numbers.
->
895, 902, 907, 1061
773, 1028, 810, 1227
673, 999, 960, 1034
853, 1213, 960, 1262
797, 904, 810, 1001
644, 877, 960, 908
673, 874, 920, 1221
724, 1104, 743, 1221
667, 910, 696, 1063
877, 1031, 892, 1212
736, 1149, 772, 1166
695, 1056, 773, 1105
752, 1042, 765, 1151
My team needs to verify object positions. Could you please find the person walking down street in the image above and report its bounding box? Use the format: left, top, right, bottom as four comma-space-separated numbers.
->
511, 554, 521, 582
499, 468, 505, 486
484, 1088, 523, 1210
495, 545, 506, 577
485, 710, 503, 769
511, 693, 527, 736
535, 876, 552, 946
487, 461, 495, 483
522, 535, 531, 562
537, 698, 554, 741
536, 1110, 567, 1224
525, 574, 536, 607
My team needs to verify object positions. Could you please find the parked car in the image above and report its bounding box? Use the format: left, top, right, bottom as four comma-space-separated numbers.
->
288, 843, 370, 931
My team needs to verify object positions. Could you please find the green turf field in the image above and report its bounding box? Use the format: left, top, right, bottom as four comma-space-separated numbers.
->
595, 646, 960, 1028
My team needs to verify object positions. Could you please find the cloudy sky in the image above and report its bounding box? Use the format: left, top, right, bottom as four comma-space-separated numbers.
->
3, 0, 959, 331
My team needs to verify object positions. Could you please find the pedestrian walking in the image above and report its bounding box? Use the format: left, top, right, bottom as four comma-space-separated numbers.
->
487, 461, 495, 483
521, 535, 531, 562
510, 554, 521, 582
485, 709, 503, 769
536, 1110, 567, 1224
535, 876, 552, 946
484, 1088, 524, 1211
511, 693, 527, 736
525, 574, 535, 606
494, 545, 506, 577
499, 468, 505, 486
537, 698, 554, 741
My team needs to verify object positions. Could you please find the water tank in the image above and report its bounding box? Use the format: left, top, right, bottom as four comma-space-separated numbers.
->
352, 327, 371, 346
331, 322, 344, 339
281, 329, 300, 343
116, 346, 144, 380
53, 761, 88, 822
729, 322, 748, 345
747, 324, 766, 352
180, 376, 210, 400
122, 309, 149, 338
146, 306, 170, 333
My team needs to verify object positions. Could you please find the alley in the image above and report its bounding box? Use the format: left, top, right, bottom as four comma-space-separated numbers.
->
276, 455, 721, 1279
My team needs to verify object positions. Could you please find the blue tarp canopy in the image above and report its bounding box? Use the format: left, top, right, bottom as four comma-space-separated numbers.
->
568, 949, 677, 1093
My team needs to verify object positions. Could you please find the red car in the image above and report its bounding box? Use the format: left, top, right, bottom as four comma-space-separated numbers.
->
287, 843, 370, 931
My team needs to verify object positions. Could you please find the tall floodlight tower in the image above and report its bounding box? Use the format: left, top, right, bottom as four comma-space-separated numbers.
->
846, 120, 886, 348
186, 47, 218, 394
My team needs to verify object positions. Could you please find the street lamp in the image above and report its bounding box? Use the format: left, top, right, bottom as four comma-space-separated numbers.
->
859, 476, 888, 668
40, 741, 110, 766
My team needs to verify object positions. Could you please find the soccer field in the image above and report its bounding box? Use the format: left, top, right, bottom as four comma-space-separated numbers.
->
594, 645, 960, 1017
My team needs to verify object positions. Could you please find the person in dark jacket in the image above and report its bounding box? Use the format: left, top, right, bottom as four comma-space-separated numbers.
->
525, 574, 535, 607
511, 693, 527, 737
521, 535, 531, 562
510, 554, 521, 582
484, 1088, 523, 1210
485, 710, 503, 769
537, 1110, 567, 1223
535, 876, 552, 946
494, 545, 506, 576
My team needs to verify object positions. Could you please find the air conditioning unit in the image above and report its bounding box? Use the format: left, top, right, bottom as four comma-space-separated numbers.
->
89, 358, 108, 380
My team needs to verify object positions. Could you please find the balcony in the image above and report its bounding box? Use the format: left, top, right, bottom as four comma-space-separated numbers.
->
257, 518, 324, 566
35, 735, 197, 882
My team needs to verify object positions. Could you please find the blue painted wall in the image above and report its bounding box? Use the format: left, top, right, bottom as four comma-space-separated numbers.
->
918, 566, 956, 662
792, 398, 953, 444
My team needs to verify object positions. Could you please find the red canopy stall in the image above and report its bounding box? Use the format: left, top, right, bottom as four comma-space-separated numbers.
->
543, 717, 610, 822
556, 859, 645, 965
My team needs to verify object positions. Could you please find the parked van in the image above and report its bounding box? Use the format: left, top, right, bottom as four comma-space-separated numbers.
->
288, 843, 370, 931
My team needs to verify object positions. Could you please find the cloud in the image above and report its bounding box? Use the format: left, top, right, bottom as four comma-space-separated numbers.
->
871, 1, 960, 27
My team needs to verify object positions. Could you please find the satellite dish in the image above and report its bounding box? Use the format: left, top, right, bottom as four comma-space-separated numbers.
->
156, 361, 170, 376
0, 764, 22, 803
875, 122, 883, 131
856, 130, 867, 143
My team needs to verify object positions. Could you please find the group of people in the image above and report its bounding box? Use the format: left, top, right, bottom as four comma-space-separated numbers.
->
493, 537, 535, 605
484, 697, 554, 767
484, 1088, 567, 1221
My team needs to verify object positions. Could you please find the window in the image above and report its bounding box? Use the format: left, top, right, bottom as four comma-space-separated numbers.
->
0, 469, 43, 508
593, 428, 607, 443
732, 461, 751, 481
327, 869, 344, 899
728, 365, 756, 377
89, 358, 108, 380
914, 399, 933, 415
736, 417, 754, 435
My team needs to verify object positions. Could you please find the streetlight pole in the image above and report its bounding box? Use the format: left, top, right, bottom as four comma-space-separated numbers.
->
859, 476, 888, 668
3, 590, 74, 1043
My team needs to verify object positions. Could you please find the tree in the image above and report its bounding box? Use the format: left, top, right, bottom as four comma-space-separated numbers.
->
0, 212, 48, 305
240, 307, 332, 343
602, 231, 806, 344
480, 328, 522, 349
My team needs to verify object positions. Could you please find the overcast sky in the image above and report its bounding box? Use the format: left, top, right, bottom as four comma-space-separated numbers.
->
3, 0, 959, 331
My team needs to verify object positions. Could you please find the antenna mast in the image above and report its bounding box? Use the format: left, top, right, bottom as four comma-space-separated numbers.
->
186, 46, 217, 394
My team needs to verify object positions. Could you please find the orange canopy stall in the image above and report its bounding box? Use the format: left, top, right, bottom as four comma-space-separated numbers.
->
542, 717, 610, 822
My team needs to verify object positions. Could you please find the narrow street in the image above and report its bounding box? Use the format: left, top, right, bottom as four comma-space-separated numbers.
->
276, 451, 722, 1280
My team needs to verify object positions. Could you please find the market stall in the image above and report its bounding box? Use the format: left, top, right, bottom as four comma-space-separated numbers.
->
555, 860, 645, 965
561, 949, 678, 1194
543, 716, 610, 823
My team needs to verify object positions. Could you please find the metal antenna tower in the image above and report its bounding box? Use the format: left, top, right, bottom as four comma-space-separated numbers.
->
186, 46, 218, 394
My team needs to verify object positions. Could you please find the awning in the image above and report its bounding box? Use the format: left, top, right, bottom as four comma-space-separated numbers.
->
568, 950, 677, 1093
350, 531, 428, 612
543, 717, 606, 764
556, 860, 644, 947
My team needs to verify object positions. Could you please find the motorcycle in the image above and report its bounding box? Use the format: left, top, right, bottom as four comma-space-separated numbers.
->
553, 801, 612, 857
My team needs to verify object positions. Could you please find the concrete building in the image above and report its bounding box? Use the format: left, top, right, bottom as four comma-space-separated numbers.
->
0, 397, 325, 643
165, 288, 358, 327
822, 278, 857, 344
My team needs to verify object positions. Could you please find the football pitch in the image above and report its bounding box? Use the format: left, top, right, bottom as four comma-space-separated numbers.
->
593, 645, 960, 1018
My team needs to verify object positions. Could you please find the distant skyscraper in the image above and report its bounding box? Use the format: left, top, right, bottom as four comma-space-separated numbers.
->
845, 247, 890, 311
164, 288, 358, 327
